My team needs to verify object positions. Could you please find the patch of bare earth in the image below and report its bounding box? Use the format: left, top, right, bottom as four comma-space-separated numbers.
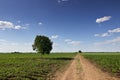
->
54, 54, 120, 80
54, 54, 82, 80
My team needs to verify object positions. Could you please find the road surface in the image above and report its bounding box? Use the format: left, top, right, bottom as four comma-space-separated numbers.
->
54, 54, 119, 80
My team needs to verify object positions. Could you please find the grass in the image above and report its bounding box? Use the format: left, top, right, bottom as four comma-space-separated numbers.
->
0, 53, 77, 80
82, 52, 120, 77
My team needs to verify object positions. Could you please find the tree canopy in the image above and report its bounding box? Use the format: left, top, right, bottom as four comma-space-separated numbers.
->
32, 35, 53, 54
78, 50, 82, 53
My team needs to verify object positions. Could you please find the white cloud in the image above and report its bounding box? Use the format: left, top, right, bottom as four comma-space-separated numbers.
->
65, 39, 71, 42
14, 25, 22, 29
0, 20, 25, 30
96, 16, 112, 23
101, 33, 110, 37
68, 41, 80, 46
0, 21, 14, 29
95, 37, 120, 46
108, 28, 120, 33
57, 0, 69, 3
38, 22, 43, 25
95, 33, 110, 37
95, 28, 120, 37
51, 35, 59, 39
64, 38, 81, 46
94, 34, 100, 37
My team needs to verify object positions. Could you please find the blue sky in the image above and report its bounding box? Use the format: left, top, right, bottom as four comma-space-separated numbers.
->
0, 0, 120, 52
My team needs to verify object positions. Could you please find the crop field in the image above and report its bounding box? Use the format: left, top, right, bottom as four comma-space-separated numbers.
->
0, 53, 76, 80
82, 52, 120, 77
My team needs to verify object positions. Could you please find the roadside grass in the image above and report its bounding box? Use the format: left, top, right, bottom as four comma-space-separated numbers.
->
0, 53, 77, 80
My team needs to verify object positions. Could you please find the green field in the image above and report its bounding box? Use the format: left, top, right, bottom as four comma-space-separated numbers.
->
82, 52, 120, 76
0, 53, 76, 80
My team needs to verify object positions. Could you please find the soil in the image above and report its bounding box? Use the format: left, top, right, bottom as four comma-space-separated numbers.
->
54, 54, 120, 80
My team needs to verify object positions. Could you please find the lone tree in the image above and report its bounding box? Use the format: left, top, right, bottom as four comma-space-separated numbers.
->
32, 35, 53, 54
78, 50, 82, 53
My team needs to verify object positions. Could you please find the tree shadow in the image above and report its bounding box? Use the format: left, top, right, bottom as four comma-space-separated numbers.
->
41, 57, 74, 60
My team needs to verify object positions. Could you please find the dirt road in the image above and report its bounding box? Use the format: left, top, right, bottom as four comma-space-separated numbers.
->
79, 54, 119, 80
54, 54, 119, 80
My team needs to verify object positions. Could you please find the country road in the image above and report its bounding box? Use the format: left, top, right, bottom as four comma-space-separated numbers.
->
54, 54, 119, 80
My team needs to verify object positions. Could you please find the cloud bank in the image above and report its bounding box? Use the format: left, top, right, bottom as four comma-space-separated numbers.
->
95, 37, 120, 46
95, 28, 120, 37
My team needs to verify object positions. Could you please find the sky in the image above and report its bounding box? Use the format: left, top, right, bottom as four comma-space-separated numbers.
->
0, 0, 120, 52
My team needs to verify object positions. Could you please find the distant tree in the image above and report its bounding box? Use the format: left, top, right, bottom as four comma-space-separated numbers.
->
12, 52, 21, 54
32, 35, 53, 54
78, 50, 82, 53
